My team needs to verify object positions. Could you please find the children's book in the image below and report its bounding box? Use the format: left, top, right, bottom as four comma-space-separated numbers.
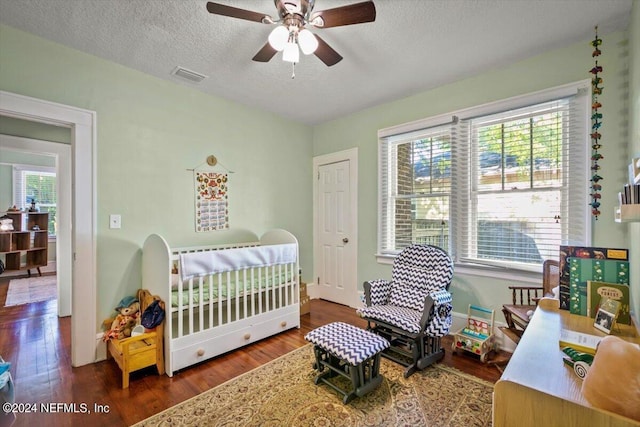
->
568, 258, 629, 316
559, 246, 628, 311
587, 280, 631, 325
559, 329, 602, 355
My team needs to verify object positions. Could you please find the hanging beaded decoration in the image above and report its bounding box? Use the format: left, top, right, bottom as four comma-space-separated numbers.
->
590, 26, 603, 219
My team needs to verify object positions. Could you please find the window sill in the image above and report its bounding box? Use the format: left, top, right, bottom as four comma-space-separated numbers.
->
375, 253, 396, 265
453, 263, 542, 284
376, 253, 542, 284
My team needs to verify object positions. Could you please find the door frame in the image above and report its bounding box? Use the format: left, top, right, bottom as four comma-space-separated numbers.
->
312, 147, 359, 307
0, 90, 97, 367
0, 134, 72, 317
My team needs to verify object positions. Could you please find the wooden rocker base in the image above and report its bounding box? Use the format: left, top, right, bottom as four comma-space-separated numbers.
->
311, 346, 384, 404
365, 321, 446, 378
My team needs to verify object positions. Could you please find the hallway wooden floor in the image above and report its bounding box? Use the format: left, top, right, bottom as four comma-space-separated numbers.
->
0, 275, 506, 426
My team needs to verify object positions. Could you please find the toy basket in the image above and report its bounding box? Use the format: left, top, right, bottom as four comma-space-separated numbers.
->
452, 304, 498, 363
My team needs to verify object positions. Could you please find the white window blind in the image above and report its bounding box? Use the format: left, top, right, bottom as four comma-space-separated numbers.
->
454, 94, 589, 269
379, 81, 590, 271
379, 123, 453, 255
12, 166, 57, 236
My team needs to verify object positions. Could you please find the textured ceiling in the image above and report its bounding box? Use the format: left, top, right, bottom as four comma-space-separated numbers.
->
0, 0, 633, 125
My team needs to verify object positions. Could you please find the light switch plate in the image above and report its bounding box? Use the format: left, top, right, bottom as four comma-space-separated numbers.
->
109, 214, 121, 229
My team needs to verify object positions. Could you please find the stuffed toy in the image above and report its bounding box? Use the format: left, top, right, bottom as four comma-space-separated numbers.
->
0, 217, 14, 232
581, 335, 640, 421
102, 296, 140, 341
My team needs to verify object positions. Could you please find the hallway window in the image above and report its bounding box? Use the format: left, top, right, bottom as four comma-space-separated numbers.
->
13, 166, 57, 236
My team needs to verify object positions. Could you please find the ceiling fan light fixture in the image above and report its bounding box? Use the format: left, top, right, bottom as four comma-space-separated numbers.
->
298, 28, 318, 55
268, 25, 289, 51
282, 40, 300, 63
309, 16, 324, 27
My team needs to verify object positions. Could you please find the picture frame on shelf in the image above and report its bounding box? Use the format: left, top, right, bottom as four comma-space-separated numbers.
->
631, 157, 640, 185
593, 298, 620, 334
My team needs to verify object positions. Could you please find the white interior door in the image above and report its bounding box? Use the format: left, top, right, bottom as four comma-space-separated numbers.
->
317, 159, 355, 305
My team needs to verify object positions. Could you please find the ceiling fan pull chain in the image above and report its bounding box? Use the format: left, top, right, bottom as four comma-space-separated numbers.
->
291, 62, 296, 79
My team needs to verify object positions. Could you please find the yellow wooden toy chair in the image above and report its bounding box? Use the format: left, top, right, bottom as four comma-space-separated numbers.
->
107, 289, 165, 388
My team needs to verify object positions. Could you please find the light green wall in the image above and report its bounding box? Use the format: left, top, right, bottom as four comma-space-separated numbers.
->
0, 116, 71, 144
313, 28, 635, 318
629, 0, 640, 331
0, 24, 314, 325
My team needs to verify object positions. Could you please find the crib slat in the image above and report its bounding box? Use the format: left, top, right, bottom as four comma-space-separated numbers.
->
187, 278, 193, 335
285, 263, 290, 307
217, 272, 222, 327
226, 271, 231, 324
208, 274, 213, 330
271, 265, 276, 310
234, 270, 239, 322
198, 276, 204, 332
293, 264, 298, 306
242, 269, 248, 319
178, 273, 184, 338
250, 268, 255, 317
258, 268, 263, 314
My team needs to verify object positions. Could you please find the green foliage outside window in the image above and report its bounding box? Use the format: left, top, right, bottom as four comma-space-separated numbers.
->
25, 172, 56, 236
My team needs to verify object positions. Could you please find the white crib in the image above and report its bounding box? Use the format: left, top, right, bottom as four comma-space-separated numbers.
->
142, 229, 300, 376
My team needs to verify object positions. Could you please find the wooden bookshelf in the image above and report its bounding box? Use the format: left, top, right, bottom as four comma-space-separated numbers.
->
0, 211, 48, 276
493, 298, 640, 427
615, 204, 640, 222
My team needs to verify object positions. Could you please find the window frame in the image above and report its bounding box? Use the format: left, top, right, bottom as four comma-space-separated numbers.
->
12, 164, 57, 238
377, 81, 592, 279
378, 123, 453, 256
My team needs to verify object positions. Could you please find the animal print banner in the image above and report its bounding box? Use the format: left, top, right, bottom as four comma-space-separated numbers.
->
194, 171, 228, 232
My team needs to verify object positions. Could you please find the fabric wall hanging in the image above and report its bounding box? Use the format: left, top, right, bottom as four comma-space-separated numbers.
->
194, 171, 229, 232
590, 26, 603, 220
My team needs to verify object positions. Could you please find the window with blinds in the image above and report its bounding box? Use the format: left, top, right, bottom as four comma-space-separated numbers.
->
379, 81, 590, 271
379, 125, 452, 254
13, 166, 57, 236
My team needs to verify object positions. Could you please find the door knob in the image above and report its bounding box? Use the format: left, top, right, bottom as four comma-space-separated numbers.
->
342, 237, 349, 243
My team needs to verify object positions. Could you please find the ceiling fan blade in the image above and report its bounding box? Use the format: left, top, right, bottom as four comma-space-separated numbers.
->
206, 2, 269, 23
252, 42, 278, 62
310, 1, 376, 28
313, 35, 342, 67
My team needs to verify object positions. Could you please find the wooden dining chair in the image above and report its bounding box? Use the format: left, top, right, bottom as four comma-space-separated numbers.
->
500, 259, 560, 344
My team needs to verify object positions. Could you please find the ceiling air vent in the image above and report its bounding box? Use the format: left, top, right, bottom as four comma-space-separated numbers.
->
171, 66, 208, 84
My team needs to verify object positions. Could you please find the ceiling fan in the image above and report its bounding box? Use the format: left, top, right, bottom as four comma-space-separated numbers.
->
205, 1, 376, 67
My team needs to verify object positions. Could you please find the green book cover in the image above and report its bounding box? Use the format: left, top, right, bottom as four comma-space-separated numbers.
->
559, 246, 629, 311
568, 258, 629, 316
587, 280, 631, 325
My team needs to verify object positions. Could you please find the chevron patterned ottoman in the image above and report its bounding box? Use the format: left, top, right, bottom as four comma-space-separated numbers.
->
304, 321, 390, 404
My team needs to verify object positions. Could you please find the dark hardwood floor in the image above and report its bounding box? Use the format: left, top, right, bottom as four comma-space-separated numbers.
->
0, 275, 508, 426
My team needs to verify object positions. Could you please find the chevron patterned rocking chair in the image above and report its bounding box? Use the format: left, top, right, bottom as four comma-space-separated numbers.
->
357, 244, 454, 378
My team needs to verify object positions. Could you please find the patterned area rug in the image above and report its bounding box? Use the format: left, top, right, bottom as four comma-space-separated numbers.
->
4, 275, 56, 306
134, 344, 493, 427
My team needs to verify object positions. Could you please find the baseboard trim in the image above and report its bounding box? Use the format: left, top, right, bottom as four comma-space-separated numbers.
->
95, 333, 107, 362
